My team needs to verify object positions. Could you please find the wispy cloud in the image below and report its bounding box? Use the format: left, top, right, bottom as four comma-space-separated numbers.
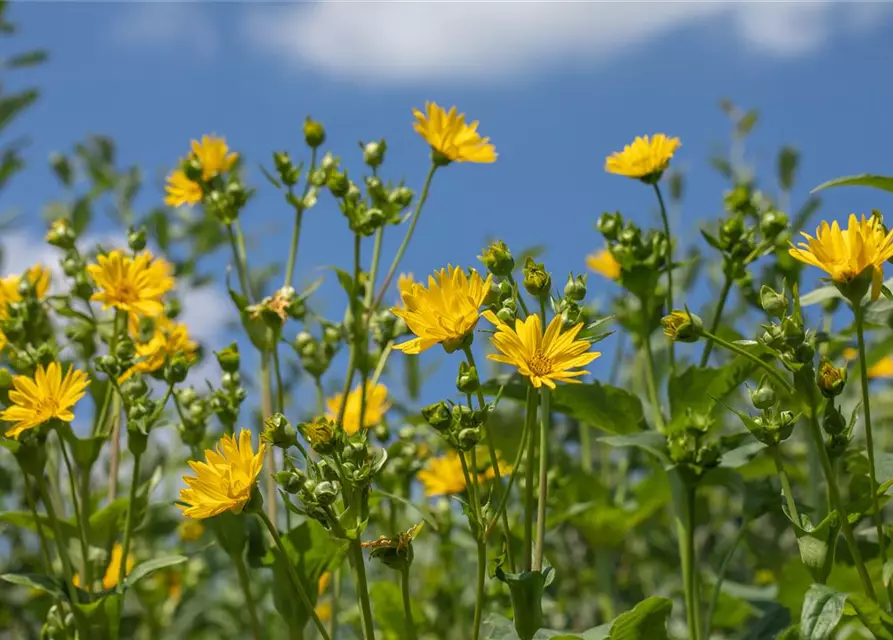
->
109, 3, 218, 60
243, 1, 892, 84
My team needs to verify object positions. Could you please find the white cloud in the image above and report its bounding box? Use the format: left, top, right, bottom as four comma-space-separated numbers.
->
243, 0, 892, 83
109, 3, 218, 60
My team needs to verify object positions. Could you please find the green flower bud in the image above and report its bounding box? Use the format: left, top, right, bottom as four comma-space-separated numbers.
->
796, 341, 815, 364
263, 413, 298, 449
127, 226, 147, 252
749, 377, 777, 410
94, 354, 119, 376
719, 215, 745, 250
300, 417, 337, 454
451, 404, 474, 428
457, 427, 481, 450
817, 359, 847, 398
822, 402, 846, 436
564, 273, 587, 302
760, 324, 784, 350
313, 480, 340, 506
522, 257, 551, 299
46, 218, 76, 250
391, 186, 413, 208
597, 212, 623, 241
183, 157, 203, 182
661, 310, 703, 343
274, 152, 300, 186
121, 375, 149, 399
422, 401, 452, 432
115, 338, 136, 365
373, 423, 389, 442
456, 361, 480, 394
295, 331, 316, 356
760, 285, 788, 319
165, 355, 190, 384
478, 240, 515, 277
327, 170, 350, 198
303, 117, 326, 148
61, 254, 82, 277
760, 209, 788, 238
72, 272, 94, 300
221, 371, 240, 389
275, 469, 304, 494
362, 139, 387, 168
215, 342, 240, 373
496, 307, 515, 325
781, 317, 804, 347
176, 386, 198, 407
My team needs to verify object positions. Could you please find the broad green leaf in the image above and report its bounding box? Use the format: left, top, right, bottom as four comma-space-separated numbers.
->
1, 572, 66, 599
668, 363, 756, 429
800, 584, 846, 640
741, 604, 791, 640
123, 555, 188, 589
0, 510, 78, 543
370, 580, 423, 639
609, 596, 672, 640
483, 613, 520, 639
812, 174, 893, 195
599, 432, 668, 465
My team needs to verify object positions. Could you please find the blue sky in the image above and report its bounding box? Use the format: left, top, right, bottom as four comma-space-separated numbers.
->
5, 1, 893, 410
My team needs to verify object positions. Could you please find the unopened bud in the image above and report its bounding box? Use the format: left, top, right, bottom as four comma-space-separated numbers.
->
457, 427, 481, 450
303, 117, 326, 148
661, 310, 703, 343
421, 401, 451, 432
275, 469, 304, 494
456, 361, 480, 394
564, 273, 587, 302
597, 212, 623, 241
760, 285, 788, 319
362, 140, 387, 168
749, 377, 777, 410
478, 240, 515, 277
327, 171, 350, 198
300, 417, 337, 454
46, 218, 76, 250
818, 359, 847, 399
263, 413, 298, 449
165, 355, 190, 384
215, 342, 240, 373
522, 257, 551, 299
127, 226, 147, 252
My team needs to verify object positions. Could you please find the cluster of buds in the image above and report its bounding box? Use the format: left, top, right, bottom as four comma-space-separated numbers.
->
479, 240, 520, 324
207, 343, 246, 432
275, 462, 343, 527
174, 386, 211, 447
817, 359, 853, 457
368, 308, 408, 348
293, 324, 342, 379
118, 373, 169, 455
757, 284, 816, 369
3, 291, 55, 367
247, 286, 307, 331
421, 399, 491, 452
329, 141, 414, 237
598, 211, 670, 299
185, 160, 249, 226
729, 376, 796, 446
666, 411, 721, 480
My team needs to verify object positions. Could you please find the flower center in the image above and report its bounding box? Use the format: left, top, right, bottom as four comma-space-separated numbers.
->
529, 351, 553, 377
36, 398, 60, 420
115, 283, 139, 303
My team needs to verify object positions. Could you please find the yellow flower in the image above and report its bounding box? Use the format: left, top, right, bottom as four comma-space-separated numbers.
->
179, 430, 265, 520
191, 135, 238, 180
483, 311, 600, 389
397, 273, 415, 295
73, 543, 134, 591
391, 265, 492, 355
605, 134, 681, 180
843, 347, 858, 361
315, 572, 333, 622
119, 316, 198, 382
325, 382, 390, 436
177, 519, 205, 543
0, 264, 52, 308
87, 250, 175, 318
418, 452, 467, 497
412, 102, 496, 164
1, 362, 89, 439
789, 214, 893, 300
868, 356, 893, 379
164, 169, 202, 208
586, 249, 621, 280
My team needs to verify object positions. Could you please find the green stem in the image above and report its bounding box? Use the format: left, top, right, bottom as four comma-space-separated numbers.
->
35, 474, 82, 608
640, 301, 666, 432
94, 310, 125, 436
701, 329, 796, 395
349, 539, 376, 640
315, 377, 325, 416
678, 484, 701, 640
331, 566, 341, 640
485, 395, 533, 541
770, 446, 800, 523
533, 387, 550, 573
117, 453, 141, 590
58, 433, 92, 596
22, 472, 53, 574
260, 352, 278, 524
579, 420, 592, 473
523, 386, 539, 571
284, 148, 317, 287
855, 305, 888, 590
805, 396, 877, 601
336, 235, 363, 428
227, 223, 252, 302
400, 565, 418, 640
233, 550, 263, 640
463, 345, 514, 570
472, 538, 486, 640
365, 226, 385, 312
256, 510, 333, 640
699, 275, 733, 367
372, 162, 437, 311
653, 182, 675, 374
506, 273, 530, 317
704, 519, 749, 639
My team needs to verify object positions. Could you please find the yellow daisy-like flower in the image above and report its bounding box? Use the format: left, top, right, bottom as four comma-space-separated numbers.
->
483, 311, 601, 389
179, 430, 265, 520
418, 452, 468, 497
413, 102, 496, 164
325, 382, 390, 436
605, 134, 681, 181
316, 572, 333, 622
73, 543, 134, 591
789, 214, 893, 300
119, 316, 198, 382
868, 356, 893, 379
87, 250, 175, 318
391, 265, 492, 355
177, 519, 205, 543
0, 362, 89, 439
0, 264, 52, 308
586, 249, 621, 280
191, 135, 238, 181
164, 169, 203, 208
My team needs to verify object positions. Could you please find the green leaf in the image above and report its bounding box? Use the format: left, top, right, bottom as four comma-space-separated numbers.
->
71, 196, 91, 235
668, 363, 755, 429
812, 174, 893, 195
0, 510, 78, 543
1, 572, 66, 600
123, 555, 188, 589
496, 569, 548, 640
74, 593, 123, 640
599, 432, 669, 465
2, 49, 47, 69
608, 596, 672, 640
800, 584, 846, 640
483, 613, 521, 639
